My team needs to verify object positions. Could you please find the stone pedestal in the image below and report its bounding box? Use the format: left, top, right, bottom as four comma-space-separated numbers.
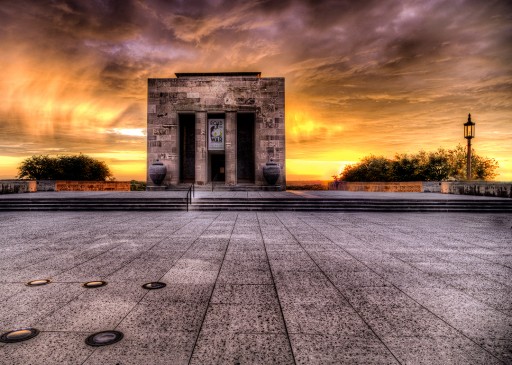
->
146, 186, 167, 191
261, 185, 283, 191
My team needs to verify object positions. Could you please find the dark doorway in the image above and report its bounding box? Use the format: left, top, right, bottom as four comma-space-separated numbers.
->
237, 113, 255, 182
210, 154, 225, 182
179, 114, 195, 183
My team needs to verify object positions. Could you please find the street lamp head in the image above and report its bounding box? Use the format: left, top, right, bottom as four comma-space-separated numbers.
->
464, 113, 475, 139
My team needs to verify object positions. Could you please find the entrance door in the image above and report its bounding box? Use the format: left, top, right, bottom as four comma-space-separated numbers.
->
179, 114, 195, 183
237, 113, 255, 182
211, 154, 225, 182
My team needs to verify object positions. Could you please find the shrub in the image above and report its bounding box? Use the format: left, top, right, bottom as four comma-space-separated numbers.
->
337, 145, 498, 182
18, 154, 113, 181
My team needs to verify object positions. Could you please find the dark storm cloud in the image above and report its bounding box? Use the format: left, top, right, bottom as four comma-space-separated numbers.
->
0, 0, 511, 179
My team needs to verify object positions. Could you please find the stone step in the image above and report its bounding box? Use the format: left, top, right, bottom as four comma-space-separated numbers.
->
1, 196, 510, 212
170, 184, 283, 192
192, 198, 512, 205
190, 202, 511, 212
0, 198, 189, 211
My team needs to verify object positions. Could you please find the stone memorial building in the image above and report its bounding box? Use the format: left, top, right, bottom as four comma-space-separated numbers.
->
147, 72, 285, 189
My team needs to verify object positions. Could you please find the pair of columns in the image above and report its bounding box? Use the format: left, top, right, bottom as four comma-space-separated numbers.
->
194, 111, 236, 186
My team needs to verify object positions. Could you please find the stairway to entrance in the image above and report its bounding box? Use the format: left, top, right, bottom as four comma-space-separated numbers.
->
0, 191, 510, 212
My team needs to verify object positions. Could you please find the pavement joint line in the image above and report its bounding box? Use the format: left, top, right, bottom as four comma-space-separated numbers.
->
364, 214, 512, 291
187, 212, 237, 365
256, 212, 298, 365
13, 214, 151, 274
1, 211, 510, 363
151, 212, 221, 287
391, 251, 512, 312
383, 269, 507, 362
79, 212, 222, 365
274, 212, 404, 364
399, 218, 507, 256
391, 252, 512, 318
296, 213, 507, 364
28, 218, 175, 334
5, 227, 113, 271
100, 216, 196, 280
48, 229, 156, 279
24, 240, 133, 331
20, 219, 175, 339
341, 211, 512, 265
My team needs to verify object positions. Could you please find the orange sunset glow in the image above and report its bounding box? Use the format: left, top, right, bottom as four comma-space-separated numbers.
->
1, 1, 511, 181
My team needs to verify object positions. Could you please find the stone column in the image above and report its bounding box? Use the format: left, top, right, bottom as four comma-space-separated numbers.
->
225, 111, 237, 186
195, 112, 207, 185
168, 120, 179, 186
254, 113, 265, 186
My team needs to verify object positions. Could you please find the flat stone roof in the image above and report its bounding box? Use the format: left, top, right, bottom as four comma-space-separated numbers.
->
175, 72, 261, 78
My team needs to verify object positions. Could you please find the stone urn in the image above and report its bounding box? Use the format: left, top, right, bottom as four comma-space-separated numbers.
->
263, 159, 280, 185
149, 160, 167, 186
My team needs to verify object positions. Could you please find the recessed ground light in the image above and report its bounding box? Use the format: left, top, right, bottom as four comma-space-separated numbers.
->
83, 281, 107, 288
85, 330, 123, 347
26, 279, 50, 286
142, 282, 166, 290
0, 328, 39, 343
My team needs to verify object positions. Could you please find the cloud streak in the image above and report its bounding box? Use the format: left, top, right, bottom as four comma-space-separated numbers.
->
0, 0, 511, 180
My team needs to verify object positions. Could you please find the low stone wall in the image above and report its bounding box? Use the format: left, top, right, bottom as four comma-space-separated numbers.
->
421, 181, 442, 193
329, 181, 425, 192
36, 180, 58, 191
0, 180, 37, 194
37, 180, 130, 192
441, 181, 512, 198
328, 180, 511, 197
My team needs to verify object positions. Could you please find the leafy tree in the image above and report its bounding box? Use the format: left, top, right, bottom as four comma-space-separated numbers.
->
341, 155, 393, 182
337, 145, 498, 182
16, 155, 59, 180
445, 145, 467, 179
130, 180, 146, 191
444, 144, 499, 180
424, 150, 451, 181
391, 153, 425, 181
473, 153, 499, 180
17, 154, 113, 181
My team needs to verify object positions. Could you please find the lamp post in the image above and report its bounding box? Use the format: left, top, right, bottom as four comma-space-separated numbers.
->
464, 113, 475, 180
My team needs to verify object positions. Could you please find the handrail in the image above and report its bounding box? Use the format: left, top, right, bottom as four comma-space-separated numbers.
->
211, 174, 218, 192
186, 183, 194, 211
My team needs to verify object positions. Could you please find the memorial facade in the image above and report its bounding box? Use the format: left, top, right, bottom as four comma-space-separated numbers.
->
147, 72, 285, 188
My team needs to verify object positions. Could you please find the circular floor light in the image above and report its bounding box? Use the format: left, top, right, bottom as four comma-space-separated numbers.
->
0, 328, 39, 343
83, 281, 107, 288
85, 330, 123, 347
142, 282, 166, 290
26, 279, 50, 286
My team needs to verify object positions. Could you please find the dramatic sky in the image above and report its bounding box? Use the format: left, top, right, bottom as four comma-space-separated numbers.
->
1, 0, 511, 181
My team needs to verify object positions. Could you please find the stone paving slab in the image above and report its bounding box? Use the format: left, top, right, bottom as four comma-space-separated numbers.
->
0, 211, 511, 364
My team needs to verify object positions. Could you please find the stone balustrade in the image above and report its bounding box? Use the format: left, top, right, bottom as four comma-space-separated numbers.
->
441, 181, 511, 198
329, 181, 429, 192
36, 180, 130, 192
329, 180, 511, 198
0, 180, 37, 194
0, 180, 131, 193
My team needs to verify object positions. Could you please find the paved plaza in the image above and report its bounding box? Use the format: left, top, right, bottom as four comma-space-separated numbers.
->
0, 210, 511, 364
